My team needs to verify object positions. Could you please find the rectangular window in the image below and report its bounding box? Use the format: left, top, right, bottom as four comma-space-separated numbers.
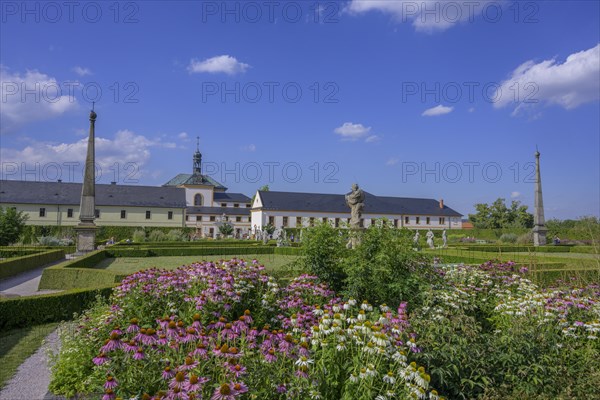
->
145, 210, 151, 219
394, 219, 398, 227
322, 217, 328, 223
416, 217, 420, 225
296, 217, 302, 227
39, 208, 46, 217
210, 216, 216, 222
335, 218, 340, 227
234, 203, 239, 208
405, 216, 409, 224
120, 210, 126, 219
168, 211, 173, 220
283, 216, 288, 227
426, 217, 430, 225
309, 217, 315, 226
246, 203, 251, 208
221, 203, 227, 207
236, 216, 242, 222
439, 217, 445, 225
67, 208, 73, 218
95, 209, 100, 218
185, 215, 189, 221
268, 216, 275, 225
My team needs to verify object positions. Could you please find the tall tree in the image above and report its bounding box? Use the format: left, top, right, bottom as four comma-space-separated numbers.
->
469, 198, 533, 229
0, 206, 29, 245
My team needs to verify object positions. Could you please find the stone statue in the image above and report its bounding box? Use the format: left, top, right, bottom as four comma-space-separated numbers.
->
442, 229, 447, 248
426, 229, 435, 249
346, 183, 365, 229
413, 230, 420, 248
345, 183, 365, 249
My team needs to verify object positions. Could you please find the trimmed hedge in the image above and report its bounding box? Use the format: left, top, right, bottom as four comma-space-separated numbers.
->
0, 248, 45, 258
39, 267, 120, 290
105, 246, 275, 257
0, 285, 114, 330
114, 240, 263, 247
0, 249, 65, 280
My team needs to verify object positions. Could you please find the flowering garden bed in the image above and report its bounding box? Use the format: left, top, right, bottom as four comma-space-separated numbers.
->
49, 259, 600, 400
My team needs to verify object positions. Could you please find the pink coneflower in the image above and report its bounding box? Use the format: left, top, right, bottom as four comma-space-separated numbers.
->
101, 332, 123, 352
102, 388, 116, 400
185, 374, 209, 392
231, 382, 248, 394
127, 318, 140, 333
191, 342, 208, 358
264, 348, 277, 363
178, 356, 199, 371
93, 352, 109, 365
133, 346, 145, 360
210, 383, 237, 400
162, 366, 175, 380
170, 371, 187, 390
104, 375, 118, 389
228, 364, 247, 378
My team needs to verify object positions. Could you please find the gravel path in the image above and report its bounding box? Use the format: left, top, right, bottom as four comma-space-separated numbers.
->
0, 330, 61, 400
0, 260, 65, 297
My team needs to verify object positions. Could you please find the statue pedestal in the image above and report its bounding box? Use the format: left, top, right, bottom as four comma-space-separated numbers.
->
346, 228, 364, 249
533, 225, 548, 246
75, 224, 97, 254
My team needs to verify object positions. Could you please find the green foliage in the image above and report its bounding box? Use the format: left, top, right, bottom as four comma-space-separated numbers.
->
0, 286, 113, 330
132, 229, 147, 242
147, 230, 167, 242
342, 221, 432, 309
218, 221, 234, 236
0, 249, 64, 280
166, 229, 188, 241
0, 206, 28, 245
498, 233, 518, 243
547, 216, 600, 242
469, 198, 534, 229
262, 224, 276, 235
301, 222, 348, 292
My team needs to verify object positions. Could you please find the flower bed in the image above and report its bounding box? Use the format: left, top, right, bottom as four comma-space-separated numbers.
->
50, 259, 440, 400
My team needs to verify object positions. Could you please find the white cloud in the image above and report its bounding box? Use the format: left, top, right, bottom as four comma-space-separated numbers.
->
73, 66, 92, 76
0, 66, 78, 133
187, 55, 250, 75
178, 132, 189, 140
386, 157, 399, 166
346, 0, 496, 33
334, 122, 372, 140
468, 107, 475, 113
511, 191, 521, 199
422, 105, 454, 116
241, 144, 256, 152
0, 130, 175, 181
495, 44, 600, 113
365, 135, 381, 143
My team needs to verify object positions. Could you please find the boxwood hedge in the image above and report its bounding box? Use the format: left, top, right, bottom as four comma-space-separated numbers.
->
0, 249, 65, 280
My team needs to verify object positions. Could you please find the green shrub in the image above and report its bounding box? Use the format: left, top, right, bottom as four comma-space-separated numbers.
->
0, 249, 64, 279
132, 229, 146, 243
0, 286, 113, 330
147, 230, 167, 242
166, 229, 187, 241
499, 233, 518, 243
301, 222, 348, 292
516, 231, 533, 244
343, 222, 433, 309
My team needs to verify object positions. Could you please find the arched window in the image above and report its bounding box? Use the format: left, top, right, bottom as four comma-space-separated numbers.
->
194, 193, 203, 206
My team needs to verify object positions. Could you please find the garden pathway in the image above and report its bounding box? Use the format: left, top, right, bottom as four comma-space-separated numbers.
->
0, 259, 67, 297
0, 330, 61, 400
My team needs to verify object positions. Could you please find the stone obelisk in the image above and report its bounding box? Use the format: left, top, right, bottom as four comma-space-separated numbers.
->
532, 149, 547, 246
75, 108, 98, 253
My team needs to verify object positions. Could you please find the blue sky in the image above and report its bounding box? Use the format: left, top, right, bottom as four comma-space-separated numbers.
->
1, 0, 599, 219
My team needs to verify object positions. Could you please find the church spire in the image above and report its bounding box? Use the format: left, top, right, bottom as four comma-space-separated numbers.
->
193, 136, 202, 174
533, 148, 547, 246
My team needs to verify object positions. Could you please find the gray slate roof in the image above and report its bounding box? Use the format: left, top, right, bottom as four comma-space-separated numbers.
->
186, 206, 250, 216
213, 192, 251, 203
257, 190, 462, 217
0, 180, 187, 208
163, 173, 227, 190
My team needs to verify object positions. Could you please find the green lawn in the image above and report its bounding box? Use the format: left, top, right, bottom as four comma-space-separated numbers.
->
0, 322, 58, 388
93, 254, 301, 275
424, 248, 599, 266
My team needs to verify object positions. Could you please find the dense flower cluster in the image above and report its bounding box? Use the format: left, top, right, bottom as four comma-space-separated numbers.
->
52, 259, 441, 400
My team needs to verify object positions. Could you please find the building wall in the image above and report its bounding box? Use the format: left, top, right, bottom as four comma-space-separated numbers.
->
250, 209, 462, 230
2, 203, 185, 227
183, 186, 215, 207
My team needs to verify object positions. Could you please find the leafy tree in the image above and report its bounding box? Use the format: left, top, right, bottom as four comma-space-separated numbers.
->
250, 185, 269, 205
469, 198, 533, 229
218, 221, 234, 237
0, 206, 29, 245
